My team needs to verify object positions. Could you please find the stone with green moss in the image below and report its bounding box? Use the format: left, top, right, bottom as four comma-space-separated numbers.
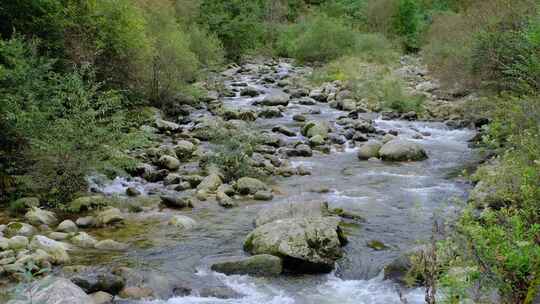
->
367, 240, 389, 251
244, 216, 346, 273
211, 254, 283, 276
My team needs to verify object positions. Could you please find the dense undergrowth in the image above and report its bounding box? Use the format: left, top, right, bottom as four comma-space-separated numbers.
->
0, 0, 539, 302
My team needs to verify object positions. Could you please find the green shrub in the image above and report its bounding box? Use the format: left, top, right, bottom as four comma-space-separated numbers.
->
472, 16, 540, 94
423, 0, 538, 91
198, 0, 266, 60
0, 37, 144, 206
206, 126, 264, 183
393, 0, 426, 51
187, 25, 225, 68
276, 13, 360, 62
143, 2, 199, 102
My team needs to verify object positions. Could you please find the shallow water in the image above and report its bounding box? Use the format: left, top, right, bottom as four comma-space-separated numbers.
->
94, 61, 477, 304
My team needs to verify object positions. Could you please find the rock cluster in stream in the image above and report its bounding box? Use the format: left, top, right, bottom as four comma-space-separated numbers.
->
2, 56, 484, 303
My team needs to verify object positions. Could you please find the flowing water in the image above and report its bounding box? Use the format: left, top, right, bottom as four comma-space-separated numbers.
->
94, 61, 477, 304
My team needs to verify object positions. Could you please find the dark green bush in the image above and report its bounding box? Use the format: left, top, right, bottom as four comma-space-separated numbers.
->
0, 37, 144, 205
198, 0, 267, 60
206, 126, 264, 183
276, 13, 360, 62
472, 16, 540, 94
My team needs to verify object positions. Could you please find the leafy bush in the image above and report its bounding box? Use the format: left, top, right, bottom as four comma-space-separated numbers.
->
198, 0, 267, 60
206, 126, 263, 183
187, 25, 225, 68
472, 16, 540, 94
423, 0, 538, 92
0, 37, 147, 206
276, 13, 363, 62
393, 0, 424, 51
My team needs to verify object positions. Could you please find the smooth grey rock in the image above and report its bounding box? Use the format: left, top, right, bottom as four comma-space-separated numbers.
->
357, 142, 382, 160
57, 220, 78, 233
379, 139, 428, 161
7, 276, 93, 304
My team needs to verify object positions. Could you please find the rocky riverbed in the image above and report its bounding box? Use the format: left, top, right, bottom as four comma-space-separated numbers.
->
1, 57, 480, 304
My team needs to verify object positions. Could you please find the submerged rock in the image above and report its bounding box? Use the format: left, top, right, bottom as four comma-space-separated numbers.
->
211, 254, 283, 276
119, 286, 154, 300
94, 240, 128, 251
379, 139, 428, 161
244, 216, 346, 273
169, 215, 197, 231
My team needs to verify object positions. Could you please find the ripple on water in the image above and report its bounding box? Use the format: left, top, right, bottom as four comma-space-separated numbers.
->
141, 272, 425, 304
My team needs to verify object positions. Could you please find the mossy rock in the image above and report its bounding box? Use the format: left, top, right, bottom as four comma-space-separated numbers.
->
367, 240, 389, 251
68, 196, 111, 213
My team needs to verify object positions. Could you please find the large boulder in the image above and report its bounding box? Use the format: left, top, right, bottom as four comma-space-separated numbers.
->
260, 91, 290, 106
379, 139, 428, 161
210, 254, 283, 276
7, 276, 93, 304
234, 177, 269, 195
25, 207, 58, 226
357, 142, 382, 160
255, 201, 330, 227
244, 217, 346, 273
30, 235, 70, 264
